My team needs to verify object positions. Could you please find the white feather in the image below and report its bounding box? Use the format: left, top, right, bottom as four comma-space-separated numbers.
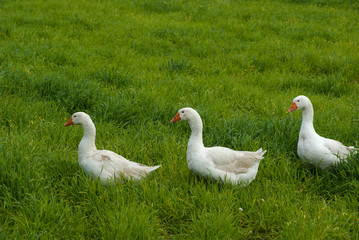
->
65, 112, 161, 184
171, 108, 266, 186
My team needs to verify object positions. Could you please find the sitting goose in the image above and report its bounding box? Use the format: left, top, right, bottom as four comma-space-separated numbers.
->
289, 95, 357, 169
64, 112, 161, 184
171, 107, 266, 186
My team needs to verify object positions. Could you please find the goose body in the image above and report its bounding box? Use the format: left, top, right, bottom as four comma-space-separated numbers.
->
289, 95, 356, 169
171, 108, 266, 186
64, 112, 161, 184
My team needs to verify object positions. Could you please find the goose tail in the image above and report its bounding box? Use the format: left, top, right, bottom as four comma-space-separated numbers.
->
256, 148, 267, 158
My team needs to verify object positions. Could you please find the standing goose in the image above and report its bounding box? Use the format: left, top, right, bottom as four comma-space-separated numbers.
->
289, 95, 357, 169
171, 107, 266, 186
64, 112, 161, 184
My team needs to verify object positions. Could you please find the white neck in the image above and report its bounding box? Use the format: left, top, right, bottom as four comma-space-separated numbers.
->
299, 102, 318, 139
79, 119, 97, 157
187, 115, 205, 151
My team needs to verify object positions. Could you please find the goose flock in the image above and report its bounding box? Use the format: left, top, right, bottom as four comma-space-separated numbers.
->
63, 95, 357, 186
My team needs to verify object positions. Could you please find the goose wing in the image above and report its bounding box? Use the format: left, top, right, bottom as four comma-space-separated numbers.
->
206, 147, 265, 174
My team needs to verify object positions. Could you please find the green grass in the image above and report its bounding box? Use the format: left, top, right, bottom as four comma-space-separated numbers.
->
1, 0, 359, 238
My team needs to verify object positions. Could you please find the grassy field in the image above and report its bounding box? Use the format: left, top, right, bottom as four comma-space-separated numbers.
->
1, 0, 359, 238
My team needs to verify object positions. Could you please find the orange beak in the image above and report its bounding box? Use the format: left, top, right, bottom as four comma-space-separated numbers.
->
170, 112, 181, 123
288, 102, 298, 113
64, 117, 73, 127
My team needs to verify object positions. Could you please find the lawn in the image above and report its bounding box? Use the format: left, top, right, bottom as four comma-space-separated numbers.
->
1, 0, 359, 239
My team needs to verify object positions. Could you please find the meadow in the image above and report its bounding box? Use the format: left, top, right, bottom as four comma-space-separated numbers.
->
1, 0, 359, 238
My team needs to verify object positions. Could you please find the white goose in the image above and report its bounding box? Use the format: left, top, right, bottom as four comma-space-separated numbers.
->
171, 107, 266, 186
64, 112, 161, 184
289, 95, 357, 169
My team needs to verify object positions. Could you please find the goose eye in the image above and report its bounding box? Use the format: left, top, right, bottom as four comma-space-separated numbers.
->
297, 100, 300, 102
181, 111, 184, 113
74, 115, 77, 118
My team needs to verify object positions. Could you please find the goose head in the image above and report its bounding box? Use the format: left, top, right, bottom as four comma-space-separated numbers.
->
288, 95, 311, 113
170, 107, 200, 123
64, 112, 91, 126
